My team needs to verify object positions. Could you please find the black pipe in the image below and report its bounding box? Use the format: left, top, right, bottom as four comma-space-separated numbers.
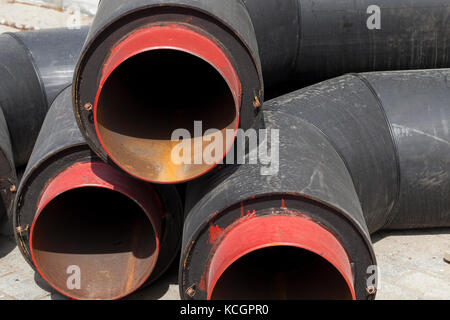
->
73, 0, 263, 184
0, 27, 89, 167
0, 109, 17, 228
73, 0, 449, 183
14, 86, 183, 300
180, 69, 450, 300
243, 0, 450, 91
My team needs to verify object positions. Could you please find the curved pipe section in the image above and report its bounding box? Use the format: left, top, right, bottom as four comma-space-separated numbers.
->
14, 86, 184, 300
181, 69, 450, 300
30, 161, 162, 300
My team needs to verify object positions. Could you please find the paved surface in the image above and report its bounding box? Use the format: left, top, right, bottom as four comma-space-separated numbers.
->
1, 229, 449, 300
0, 0, 94, 32
0, 0, 449, 301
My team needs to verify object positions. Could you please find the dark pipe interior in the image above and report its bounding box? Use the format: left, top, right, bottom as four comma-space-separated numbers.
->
31, 187, 158, 300
210, 246, 353, 300
96, 49, 237, 183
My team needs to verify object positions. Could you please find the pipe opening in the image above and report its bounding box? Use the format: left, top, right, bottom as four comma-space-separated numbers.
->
210, 246, 354, 300
31, 187, 158, 300
96, 49, 238, 184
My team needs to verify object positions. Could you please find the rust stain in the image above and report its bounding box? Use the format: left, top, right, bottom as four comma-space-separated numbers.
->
198, 274, 206, 291
281, 198, 287, 209
253, 96, 261, 108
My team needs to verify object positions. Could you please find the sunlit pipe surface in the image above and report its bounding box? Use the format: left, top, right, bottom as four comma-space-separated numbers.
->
0, 27, 88, 167
14, 86, 183, 300
181, 69, 450, 300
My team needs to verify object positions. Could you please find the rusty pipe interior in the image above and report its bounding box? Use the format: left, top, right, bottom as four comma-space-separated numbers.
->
209, 246, 355, 300
30, 187, 159, 300
96, 48, 239, 184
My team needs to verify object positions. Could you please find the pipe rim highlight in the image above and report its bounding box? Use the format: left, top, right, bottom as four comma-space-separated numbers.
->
29, 161, 162, 300
94, 24, 242, 184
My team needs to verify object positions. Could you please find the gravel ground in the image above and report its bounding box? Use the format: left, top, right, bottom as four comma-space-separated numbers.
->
0, 0, 449, 301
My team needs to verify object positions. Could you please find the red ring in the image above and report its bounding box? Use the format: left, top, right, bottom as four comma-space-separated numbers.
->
30, 161, 162, 300
207, 215, 356, 300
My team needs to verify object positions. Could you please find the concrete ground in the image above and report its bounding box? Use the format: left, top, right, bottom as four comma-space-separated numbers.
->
0, 0, 94, 32
0, 0, 449, 301
0, 230, 449, 300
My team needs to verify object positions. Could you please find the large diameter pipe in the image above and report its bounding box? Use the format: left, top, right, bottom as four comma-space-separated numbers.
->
14, 86, 183, 300
0, 27, 89, 167
73, 0, 263, 184
243, 0, 450, 90
181, 69, 450, 300
74, 1, 449, 184
269, 69, 450, 232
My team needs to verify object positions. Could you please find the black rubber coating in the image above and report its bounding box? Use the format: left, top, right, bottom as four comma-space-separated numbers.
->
13, 86, 184, 289
0, 27, 88, 167
243, 0, 450, 91
181, 69, 450, 300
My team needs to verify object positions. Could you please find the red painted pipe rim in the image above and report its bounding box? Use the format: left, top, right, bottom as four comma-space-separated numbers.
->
94, 23, 242, 184
29, 161, 163, 300
206, 214, 356, 300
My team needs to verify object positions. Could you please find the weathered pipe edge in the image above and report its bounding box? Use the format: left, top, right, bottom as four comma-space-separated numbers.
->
181, 69, 450, 300
0, 108, 17, 228
242, 0, 450, 91
73, 0, 263, 184
0, 27, 89, 168
14, 86, 183, 300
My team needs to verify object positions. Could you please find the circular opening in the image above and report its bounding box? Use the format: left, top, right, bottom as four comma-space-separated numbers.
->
30, 187, 158, 300
96, 49, 238, 184
210, 246, 354, 300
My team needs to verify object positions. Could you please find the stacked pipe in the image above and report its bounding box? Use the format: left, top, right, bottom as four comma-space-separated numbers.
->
73, 0, 450, 185
181, 69, 450, 300
14, 86, 183, 299
0, 0, 448, 300
0, 28, 88, 228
